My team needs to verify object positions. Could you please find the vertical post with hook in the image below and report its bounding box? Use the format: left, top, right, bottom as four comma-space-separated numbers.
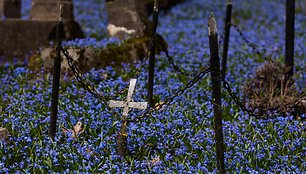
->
147, 0, 159, 107
49, 3, 64, 139
208, 12, 226, 174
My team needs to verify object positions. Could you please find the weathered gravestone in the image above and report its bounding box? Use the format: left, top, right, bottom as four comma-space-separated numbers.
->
30, 0, 74, 21
106, 0, 149, 39
106, 0, 187, 39
32, 0, 186, 74
35, 0, 154, 74
0, 0, 83, 60
0, 0, 21, 19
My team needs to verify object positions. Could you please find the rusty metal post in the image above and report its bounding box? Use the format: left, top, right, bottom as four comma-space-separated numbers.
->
208, 12, 226, 174
221, 0, 233, 77
49, 4, 63, 139
147, 0, 159, 107
285, 0, 295, 77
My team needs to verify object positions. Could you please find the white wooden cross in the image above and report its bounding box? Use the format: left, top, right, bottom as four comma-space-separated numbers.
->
109, 79, 147, 117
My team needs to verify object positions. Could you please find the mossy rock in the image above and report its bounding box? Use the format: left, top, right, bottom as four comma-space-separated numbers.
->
27, 35, 167, 76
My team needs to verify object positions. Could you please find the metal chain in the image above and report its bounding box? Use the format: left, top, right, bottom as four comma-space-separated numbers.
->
128, 67, 211, 123
62, 48, 125, 119
63, 43, 304, 121
62, 23, 304, 122
230, 23, 273, 62
62, 43, 212, 123
61, 33, 157, 100
220, 72, 268, 119
62, 48, 119, 100
156, 33, 209, 77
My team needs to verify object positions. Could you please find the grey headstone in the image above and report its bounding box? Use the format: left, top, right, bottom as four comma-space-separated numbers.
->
106, 0, 148, 39
30, 0, 74, 21
0, 0, 83, 60
0, 20, 83, 59
0, 0, 21, 19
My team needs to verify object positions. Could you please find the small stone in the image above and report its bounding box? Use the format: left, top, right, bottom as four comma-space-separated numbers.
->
0, 127, 10, 142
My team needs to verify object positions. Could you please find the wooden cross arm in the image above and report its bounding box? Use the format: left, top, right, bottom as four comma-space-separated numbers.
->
129, 102, 148, 110
109, 100, 125, 108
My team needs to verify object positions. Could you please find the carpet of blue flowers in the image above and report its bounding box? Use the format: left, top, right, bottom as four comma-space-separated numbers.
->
1, 0, 305, 173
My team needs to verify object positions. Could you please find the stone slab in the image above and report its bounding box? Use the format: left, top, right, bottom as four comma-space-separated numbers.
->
106, 0, 148, 39
30, 0, 74, 21
0, 20, 83, 59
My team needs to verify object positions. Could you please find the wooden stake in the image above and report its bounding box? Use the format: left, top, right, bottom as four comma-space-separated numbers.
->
109, 79, 148, 156
208, 12, 226, 174
148, 0, 159, 107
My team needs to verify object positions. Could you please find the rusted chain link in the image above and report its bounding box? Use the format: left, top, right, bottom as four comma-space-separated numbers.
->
62, 45, 212, 123
61, 34, 157, 99
155, 33, 210, 77
62, 20, 304, 122
128, 67, 211, 123
231, 23, 273, 62
62, 48, 123, 119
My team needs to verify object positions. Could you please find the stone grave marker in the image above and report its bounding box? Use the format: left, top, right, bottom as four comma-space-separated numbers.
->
30, 0, 74, 21
28, 0, 187, 73
0, 0, 21, 19
0, 0, 83, 60
106, 0, 149, 39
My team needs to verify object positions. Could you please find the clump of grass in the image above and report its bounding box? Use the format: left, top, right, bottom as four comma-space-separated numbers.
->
243, 62, 300, 118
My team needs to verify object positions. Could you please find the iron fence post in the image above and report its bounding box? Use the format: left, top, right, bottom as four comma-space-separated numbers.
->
208, 12, 226, 174
49, 5, 63, 139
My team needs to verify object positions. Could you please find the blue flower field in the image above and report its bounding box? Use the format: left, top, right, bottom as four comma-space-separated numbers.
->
1, 0, 305, 173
